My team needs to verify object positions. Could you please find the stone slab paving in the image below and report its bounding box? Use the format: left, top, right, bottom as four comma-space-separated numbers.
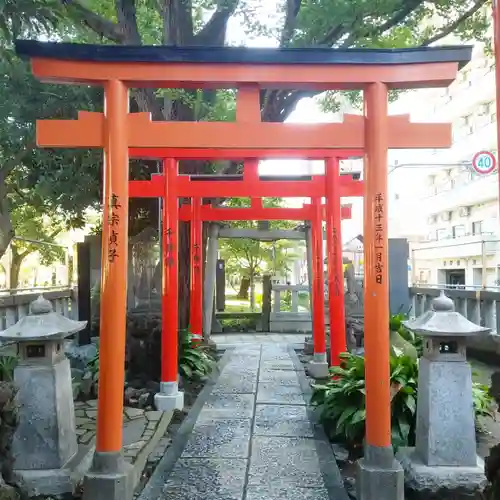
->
74, 400, 166, 463
212, 333, 306, 347
139, 343, 348, 500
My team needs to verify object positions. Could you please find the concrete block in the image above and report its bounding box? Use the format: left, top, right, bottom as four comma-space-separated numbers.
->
14, 443, 94, 497
397, 447, 487, 500
260, 359, 296, 371
197, 393, 255, 420
257, 383, 305, 405
246, 486, 330, 500
162, 458, 247, 500
307, 360, 329, 379
248, 436, 325, 487
357, 445, 404, 500
258, 370, 300, 386
212, 372, 258, 395
181, 418, 251, 459
82, 451, 134, 500
154, 381, 184, 412
253, 404, 313, 438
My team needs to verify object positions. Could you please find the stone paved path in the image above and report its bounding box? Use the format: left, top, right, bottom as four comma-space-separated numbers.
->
75, 400, 169, 464
139, 343, 348, 500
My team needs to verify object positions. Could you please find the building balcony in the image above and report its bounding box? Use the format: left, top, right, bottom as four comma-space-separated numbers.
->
423, 170, 498, 214
411, 233, 498, 260
438, 70, 496, 122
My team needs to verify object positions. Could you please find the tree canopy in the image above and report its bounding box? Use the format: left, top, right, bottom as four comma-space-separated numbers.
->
0, 0, 490, 321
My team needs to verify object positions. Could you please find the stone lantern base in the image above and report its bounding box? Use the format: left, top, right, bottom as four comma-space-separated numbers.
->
14, 444, 95, 497
12, 357, 95, 497
397, 448, 487, 500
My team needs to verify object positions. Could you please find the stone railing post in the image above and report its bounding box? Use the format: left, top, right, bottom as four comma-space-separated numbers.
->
273, 289, 281, 313
291, 289, 299, 312
261, 275, 271, 333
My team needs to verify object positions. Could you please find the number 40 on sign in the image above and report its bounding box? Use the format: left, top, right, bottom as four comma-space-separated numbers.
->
472, 151, 497, 175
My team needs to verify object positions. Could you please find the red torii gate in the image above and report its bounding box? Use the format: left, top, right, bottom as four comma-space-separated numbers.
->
15, 38, 470, 500
128, 152, 362, 372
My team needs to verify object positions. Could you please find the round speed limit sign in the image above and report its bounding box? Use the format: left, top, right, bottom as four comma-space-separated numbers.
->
472, 151, 496, 175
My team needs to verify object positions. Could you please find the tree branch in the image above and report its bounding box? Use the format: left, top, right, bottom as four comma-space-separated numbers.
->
0, 141, 36, 182
280, 0, 302, 47
321, 0, 424, 49
115, 0, 142, 44
194, 0, 240, 45
65, 0, 125, 43
377, 0, 423, 35
420, 0, 487, 46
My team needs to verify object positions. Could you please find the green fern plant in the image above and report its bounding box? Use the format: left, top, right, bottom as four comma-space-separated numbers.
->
178, 328, 216, 380
311, 352, 492, 453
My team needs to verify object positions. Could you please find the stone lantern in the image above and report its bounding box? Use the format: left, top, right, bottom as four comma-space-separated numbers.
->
396, 290, 489, 498
0, 295, 89, 497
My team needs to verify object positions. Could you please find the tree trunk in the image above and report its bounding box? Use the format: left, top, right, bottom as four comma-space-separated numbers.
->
249, 274, 256, 312
238, 276, 250, 299
0, 180, 13, 263
9, 255, 23, 292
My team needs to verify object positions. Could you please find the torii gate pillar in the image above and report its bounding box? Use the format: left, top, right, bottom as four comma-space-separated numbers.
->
356, 82, 404, 500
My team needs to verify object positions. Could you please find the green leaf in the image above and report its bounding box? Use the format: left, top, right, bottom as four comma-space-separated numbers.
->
336, 406, 358, 433
404, 395, 416, 415
351, 409, 366, 425
181, 363, 193, 379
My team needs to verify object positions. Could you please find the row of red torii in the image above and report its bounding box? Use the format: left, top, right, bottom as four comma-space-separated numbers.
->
128, 153, 362, 380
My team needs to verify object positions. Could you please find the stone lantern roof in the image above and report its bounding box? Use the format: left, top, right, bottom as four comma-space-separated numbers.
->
403, 290, 491, 338
0, 295, 87, 342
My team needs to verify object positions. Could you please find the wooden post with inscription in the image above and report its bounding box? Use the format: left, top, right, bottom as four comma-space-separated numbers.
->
308, 196, 329, 379
93, 79, 132, 493
157, 159, 184, 411
325, 157, 347, 366
357, 82, 400, 498
190, 196, 203, 336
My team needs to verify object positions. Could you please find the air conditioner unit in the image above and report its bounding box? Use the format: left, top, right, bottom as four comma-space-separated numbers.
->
459, 206, 471, 217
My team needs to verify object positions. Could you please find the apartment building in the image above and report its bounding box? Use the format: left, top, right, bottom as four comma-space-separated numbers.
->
389, 43, 499, 288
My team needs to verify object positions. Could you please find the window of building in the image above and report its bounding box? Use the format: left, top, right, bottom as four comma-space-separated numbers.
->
483, 218, 497, 234
437, 228, 450, 240
452, 225, 466, 238
472, 221, 483, 235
